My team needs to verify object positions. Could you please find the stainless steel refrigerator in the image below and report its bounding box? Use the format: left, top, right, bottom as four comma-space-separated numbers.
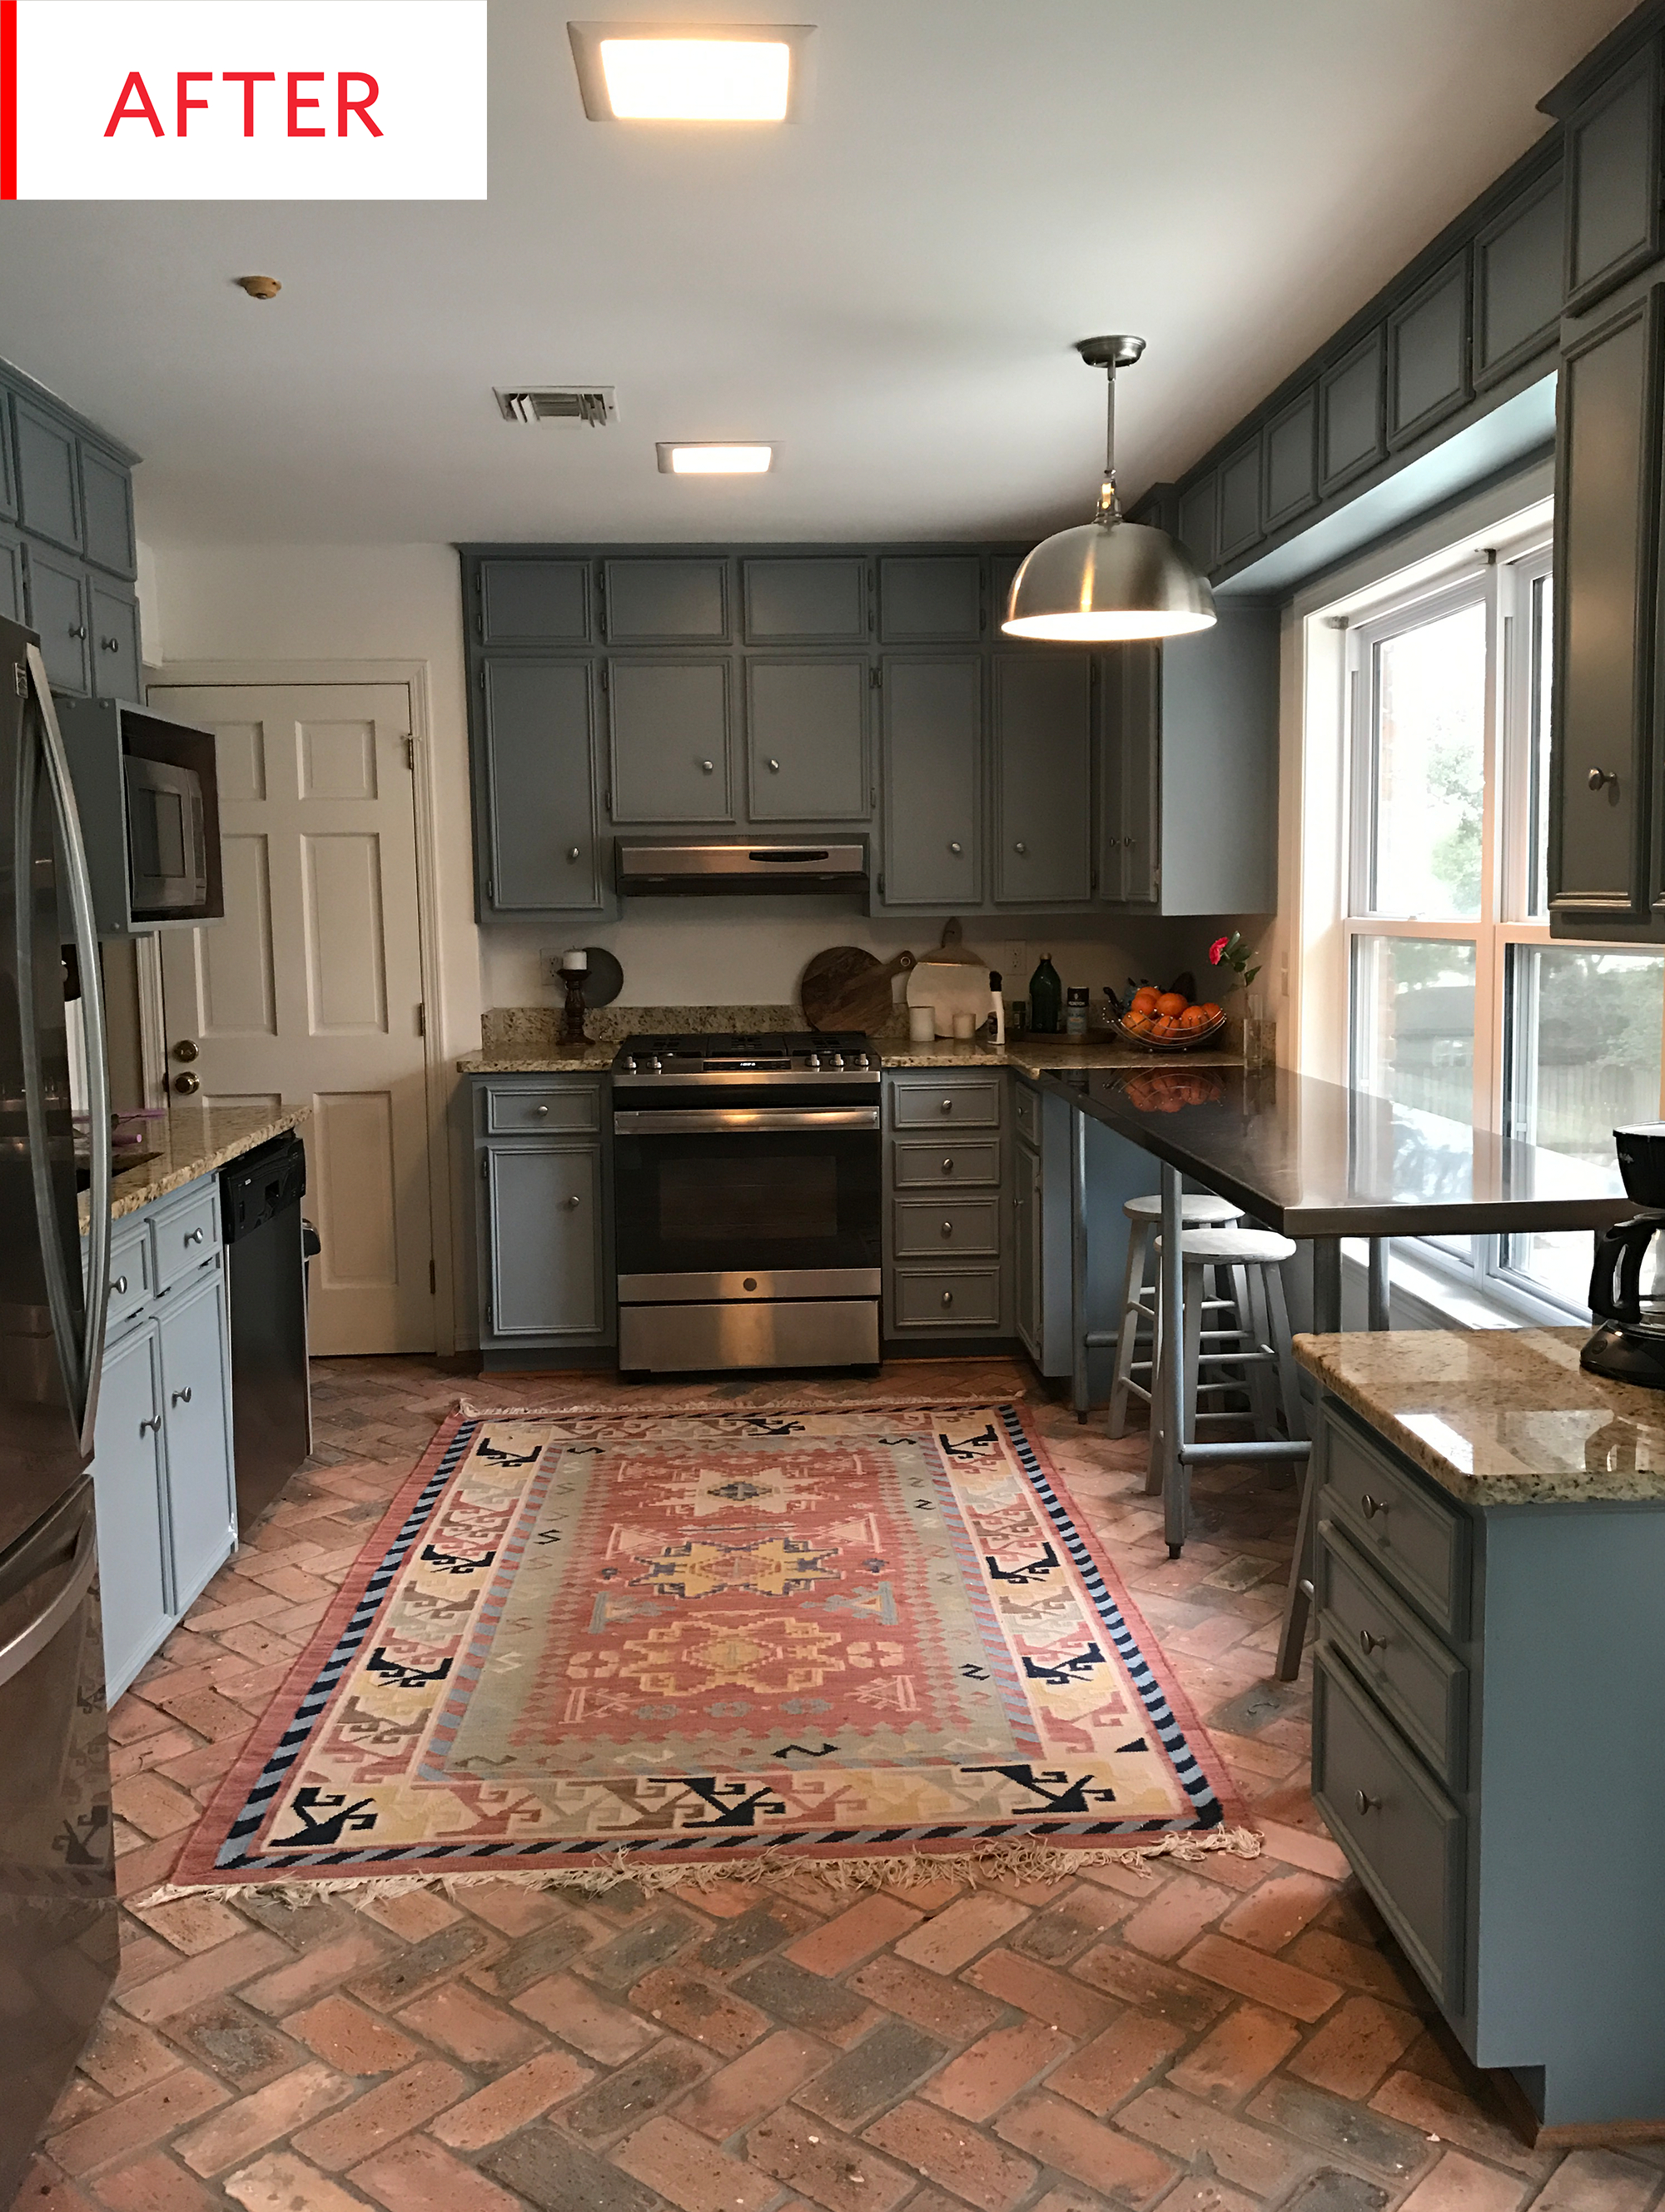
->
0, 612, 117, 2197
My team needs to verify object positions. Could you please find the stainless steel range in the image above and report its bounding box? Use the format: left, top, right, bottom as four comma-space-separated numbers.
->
611, 1031, 882, 1373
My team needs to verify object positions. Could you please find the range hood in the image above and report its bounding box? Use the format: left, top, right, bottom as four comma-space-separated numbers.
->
614, 840, 868, 895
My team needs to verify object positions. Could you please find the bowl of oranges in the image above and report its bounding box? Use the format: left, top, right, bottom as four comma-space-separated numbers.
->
1107, 979, 1228, 1052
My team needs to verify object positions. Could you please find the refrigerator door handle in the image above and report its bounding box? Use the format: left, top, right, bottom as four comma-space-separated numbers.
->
0, 1510, 97, 1693
25, 646, 112, 1455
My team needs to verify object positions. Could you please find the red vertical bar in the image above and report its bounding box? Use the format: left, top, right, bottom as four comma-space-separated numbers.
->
0, 0, 17, 201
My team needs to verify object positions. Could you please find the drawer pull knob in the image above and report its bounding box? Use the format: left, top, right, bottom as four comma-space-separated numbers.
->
942, 1156, 953, 1172
1359, 1628, 1386, 1657
1354, 1788, 1379, 1816
172, 1386, 192, 1406
941, 1099, 953, 1114
1013, 840, 1027, 854
941, 1290, 953, 1308
535, 1104, 550, 1116
565, 1194, 581, 1209
111, 1275, 127, 1295
700, 758, 714, 773
768, 757, 781, 773
184, 1227, 205, 1246
568, 845, 580, 862
1359, 1493, 1387, 1519
942, 1220, 953, 1235
139, 1415, 161, 1436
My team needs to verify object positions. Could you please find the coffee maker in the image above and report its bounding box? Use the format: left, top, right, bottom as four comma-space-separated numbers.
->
1583, 1124, 1665, 1386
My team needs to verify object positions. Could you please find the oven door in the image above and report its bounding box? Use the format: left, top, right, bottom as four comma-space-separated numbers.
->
613, 1104, 881, 1298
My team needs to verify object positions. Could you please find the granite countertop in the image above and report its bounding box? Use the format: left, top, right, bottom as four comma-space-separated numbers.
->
459, 1037, 1244, 1075
88, 1105, 309, 1226
458, 1046, 614, 1073
1295, 1326, 1665, 1507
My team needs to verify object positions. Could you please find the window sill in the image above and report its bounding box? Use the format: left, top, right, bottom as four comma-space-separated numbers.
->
1339, 1239, 1583, 1334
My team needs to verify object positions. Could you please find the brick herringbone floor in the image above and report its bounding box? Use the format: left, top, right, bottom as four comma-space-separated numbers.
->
17, 1358, 1660, 2212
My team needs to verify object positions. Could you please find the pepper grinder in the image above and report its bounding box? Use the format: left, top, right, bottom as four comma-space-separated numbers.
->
559, 949, 589, 1045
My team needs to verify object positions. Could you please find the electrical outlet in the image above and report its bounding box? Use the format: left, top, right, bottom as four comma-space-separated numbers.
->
543, 952, 569, 987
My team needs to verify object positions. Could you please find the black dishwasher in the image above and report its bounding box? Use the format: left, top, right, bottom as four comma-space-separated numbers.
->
221, 1131, 312, 1532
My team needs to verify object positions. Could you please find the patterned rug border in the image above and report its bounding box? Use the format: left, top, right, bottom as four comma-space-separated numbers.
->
452, 1391, 1026, 1420
156, 1402, 1257, 1904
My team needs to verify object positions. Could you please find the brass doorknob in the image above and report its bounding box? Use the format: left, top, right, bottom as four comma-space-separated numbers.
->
174, 1071, 201, 1095
1589, 767, 1618, 792
173, 1039, 199, 1062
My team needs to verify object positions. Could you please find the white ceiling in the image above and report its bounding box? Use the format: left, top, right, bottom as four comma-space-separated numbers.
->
0, 0, 1633, 549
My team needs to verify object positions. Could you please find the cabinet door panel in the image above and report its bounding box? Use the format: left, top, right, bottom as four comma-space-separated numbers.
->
1549, 282, 1662, 927
485, 1145, 602, 1335
27, 548, 89, 694
1216, 440, 1263, 563
746, 657, 867, 820
92, 1323, 171, 1699
157, 1269, 235, 1609
743, 558, 867, 643
1566, 48, 1661, 314
480, 559, 590, 644
90, 584, 140, 702
480, 659, 600, 910
0, 523, 22, 627
879, 557, 982, 644
1099, 644, 1159, 907
603, 559, 728, 642
13, 400, 81, 553
1176, 475, 1218, 573
80, 446, 136, 578
1475, 163, 1565, 386
1014, 1140, 1042, 1362
1388, 253, 1471, 448
993, 654, 1091, 902
879, 655, 982, 905
609, 659, 732, 821
1263, 390, 1318, 529
1320, 329, 1387, 493
0, 395, 17, 524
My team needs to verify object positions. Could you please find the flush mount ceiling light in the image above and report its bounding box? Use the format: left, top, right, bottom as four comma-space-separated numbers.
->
567, 22, 815, 122
1003, 337, 1216, 643
657, 442, 773, 474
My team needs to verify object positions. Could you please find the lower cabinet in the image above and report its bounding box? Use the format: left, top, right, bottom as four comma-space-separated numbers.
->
472, 1074, 614, 1364
91, 1177, 236, 1701
882, 1071, 1008, 1340
1014, 1135, 1043, 1363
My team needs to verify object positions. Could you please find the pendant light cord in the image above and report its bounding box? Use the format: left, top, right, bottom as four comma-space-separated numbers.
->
1094, 365, 1121, 526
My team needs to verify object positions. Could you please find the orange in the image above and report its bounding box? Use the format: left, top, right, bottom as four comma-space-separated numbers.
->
1154, 992, 1188, 1018
1177, 1006, 1210, 1031
1198, 1002, 1222, 1023
1131, 987, 1160, 1014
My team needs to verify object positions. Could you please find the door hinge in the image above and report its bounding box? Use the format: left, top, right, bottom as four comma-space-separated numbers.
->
869, 785, 877, 808
485, 876, 495, 902
415, 1002, 425, 1036
870, 666, 882, 689
475, 611, 484, 640
485, 1299, 492, 1331
479, 666, 486, 692
429, 1258, 437, 1295
599, 664, 609, 693
604, 785, 613, 813
404, 735, 415, 770
877, 871, 886, 897
1090, 865, 1098, 891
13, 664, 26, 697
481, 1155, 490, 1180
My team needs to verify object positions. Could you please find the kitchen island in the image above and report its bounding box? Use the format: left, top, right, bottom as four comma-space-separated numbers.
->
1295, 1325, 1665, 2141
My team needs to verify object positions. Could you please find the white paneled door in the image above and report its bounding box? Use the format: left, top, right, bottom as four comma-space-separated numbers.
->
151, 683, 435, 1355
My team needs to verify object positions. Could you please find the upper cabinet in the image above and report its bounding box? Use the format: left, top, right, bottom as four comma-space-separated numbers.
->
746, 656, 868, 820
1563, 43, 1661, 314
1475, 164, 1567, 387
1387, 253, 1472, 449
477, 659, 601, 914
1216, 441, 1263, 564
603, 558, 728, 643
879, 556, 983, 644
479, 559, 591, 645
878, 655, 982, 906
14, 400, 82, 554
1320, 330, 1388, 496
991, 654, 1092, 905
743, 557, 870, 644
607, 658, 733, 821
1263, 390, 1319, 531
80, 445, 137, 579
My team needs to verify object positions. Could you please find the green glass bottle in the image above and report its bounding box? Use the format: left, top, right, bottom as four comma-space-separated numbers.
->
1028, 954, 1062, 1035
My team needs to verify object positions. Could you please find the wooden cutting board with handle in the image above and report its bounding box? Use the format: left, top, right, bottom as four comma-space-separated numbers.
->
800, 947, 915, 1034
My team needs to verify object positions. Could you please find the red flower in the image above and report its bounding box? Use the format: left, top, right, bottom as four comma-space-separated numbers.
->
1208, 937, 1230, 966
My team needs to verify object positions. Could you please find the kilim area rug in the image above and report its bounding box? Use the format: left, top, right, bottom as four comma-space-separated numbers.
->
159, 1403, 1255, 1899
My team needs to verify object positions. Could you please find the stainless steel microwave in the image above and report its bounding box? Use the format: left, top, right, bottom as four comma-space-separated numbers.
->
123, 755, 209, 917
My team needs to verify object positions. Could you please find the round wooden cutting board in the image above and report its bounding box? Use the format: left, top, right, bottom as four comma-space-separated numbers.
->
800, 947, 915, 1034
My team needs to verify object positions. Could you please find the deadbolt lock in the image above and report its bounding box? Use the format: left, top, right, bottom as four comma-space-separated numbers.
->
173, 1040, 199, 1062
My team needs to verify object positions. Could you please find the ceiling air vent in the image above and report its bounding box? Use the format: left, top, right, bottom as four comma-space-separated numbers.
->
494, 386, 617, 427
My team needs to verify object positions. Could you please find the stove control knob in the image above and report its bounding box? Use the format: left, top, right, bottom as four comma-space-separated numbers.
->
622, 1056, 636, 1074
832, 1053, 846, 1070
650, 1056, 663, 1074
853, 1051, 869, 1068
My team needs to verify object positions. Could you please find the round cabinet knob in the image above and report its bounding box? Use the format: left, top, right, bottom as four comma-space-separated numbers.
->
172, 1385, 192, 1406
1359, 1493, 1385, 1520
71, 624, 87, 640
1589, 767, 1618, 792
102, 636, 121, 652
743, 1277, 758, 1292
1359, 1628, 1386, 1657
534, 1103, 550, 1116
941, 1220, 953, 1236
941, 1156, 954, 1173
768, 758, 781, 773
1354, 1788, 1379, 1816
940, 1098, 953, 1113
941, 1290, 954, 1308
564, 1194, 580, 1209
185, 1227, 204, 1246
139, 1415, 161, 1436
174, 1071, 201, 1095
111, 1275, 127, 1296
699, 758, 714, 773
174, 1039, 198, 1062
948, 841, 962, 855
568, 845, 580, 862
1013, 841, 1027, 855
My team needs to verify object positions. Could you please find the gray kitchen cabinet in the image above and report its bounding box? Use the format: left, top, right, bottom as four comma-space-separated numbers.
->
1013, 1133, 1042, 1363
603, 558, 728, 643
743, 558, 869, 644
1176, 475, 1219, 573
1319, 327, 1387, 495
89, 583, 140, 703
1561, 42, 1661, 314
745, 656, 867, 820
1216, 440, 1263, 563
91, 1320, 171, 1702
1262, 389, 1319, 530
157, 1264, 236, 1613
992, 654, 1092, 903
608, 658, 732, 821
477, 659, 601, 913
878, 654, 982, 907
882, 1071, 1006, 1342
0, 395, 15, 523
471, 1076, 612, 1361
1548, 270, 1662, 933
0, 524, 22, 626
80, 445, 137, 579
1474, 161, 1567, 387
1388, 252, 1471, 449
29, 545, 90, 695
13, 397, 81, 554
1100, 604, 1280, 915
479, 559, 590, 645
879, 556, 982, 644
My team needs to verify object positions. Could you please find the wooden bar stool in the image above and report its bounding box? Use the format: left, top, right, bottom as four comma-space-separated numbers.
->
1107, 1193, 1244, 1438
1145, 1226, 1306, 1509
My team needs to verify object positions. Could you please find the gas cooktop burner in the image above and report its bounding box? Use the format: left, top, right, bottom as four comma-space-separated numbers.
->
611, 1031, 878, 1080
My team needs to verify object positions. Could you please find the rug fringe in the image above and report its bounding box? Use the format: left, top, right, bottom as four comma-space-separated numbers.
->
132, 1827, 1260, 1911
450, 1392, 1028, 1420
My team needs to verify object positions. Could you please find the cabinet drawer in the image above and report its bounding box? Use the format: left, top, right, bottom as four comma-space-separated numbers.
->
892, 1080, 1002, 1130
1317, 1520, 1467, 1791
1013, 1083, 1039, 1144
484, 1084, 602, 1136
893, 1140, 1000, 1188
151, 1186, 221, 1295
889, 1270, 1000, 1329
106, 1228, 152, 1334
1314, 1651, 1465, 2012
1321, 1408, 1469, 1638
894, 1197, 1001, 1258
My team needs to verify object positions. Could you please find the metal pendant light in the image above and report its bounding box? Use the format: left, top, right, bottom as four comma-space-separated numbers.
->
1003, 336, 1216, 642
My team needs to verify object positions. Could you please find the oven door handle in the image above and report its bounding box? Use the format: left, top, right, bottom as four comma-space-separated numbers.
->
613, 1107, 881, 1135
